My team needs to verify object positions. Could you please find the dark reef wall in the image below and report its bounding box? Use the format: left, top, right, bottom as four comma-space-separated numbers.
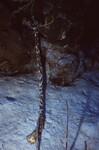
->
0, 0, 99, 85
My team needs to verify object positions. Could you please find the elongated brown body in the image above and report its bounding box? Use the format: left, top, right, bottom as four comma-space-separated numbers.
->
23, 19, 45, 145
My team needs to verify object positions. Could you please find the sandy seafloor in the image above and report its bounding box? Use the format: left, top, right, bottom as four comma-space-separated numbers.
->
0, 71, 99, 150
